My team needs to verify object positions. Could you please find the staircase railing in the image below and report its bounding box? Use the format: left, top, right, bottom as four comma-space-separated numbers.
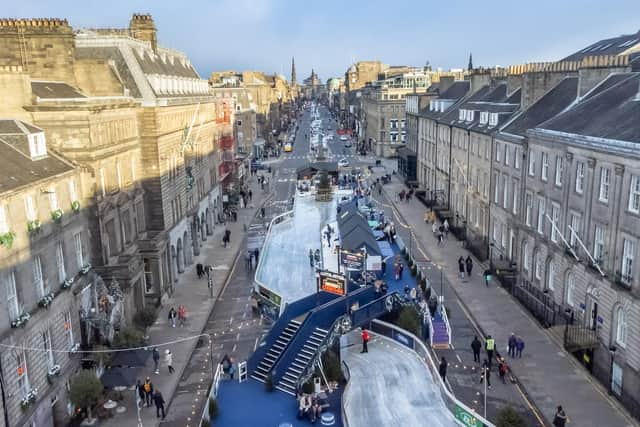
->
424, 309, 434, 347
440, 303, 452, 347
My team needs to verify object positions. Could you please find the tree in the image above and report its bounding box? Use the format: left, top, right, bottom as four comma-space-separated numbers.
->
396, 306, 420, 336
496, 406, 527, 427
112, 326, 144, 349
134, 305, 158, 330
69, 370, 103, 422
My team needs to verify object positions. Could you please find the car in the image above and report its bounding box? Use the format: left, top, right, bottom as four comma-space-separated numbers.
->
284, 143, 292, 152
339, 135, 348, 141
344, 141, 352, 148
325, 135, 334, 141
338, 158, 349, 168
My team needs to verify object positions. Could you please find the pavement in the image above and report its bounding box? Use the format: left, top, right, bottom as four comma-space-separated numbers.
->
369, 161, 637, 427
99, 175, 270, 427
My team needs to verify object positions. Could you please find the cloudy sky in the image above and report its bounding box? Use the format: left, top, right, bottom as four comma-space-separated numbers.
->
6, 0, 640, 82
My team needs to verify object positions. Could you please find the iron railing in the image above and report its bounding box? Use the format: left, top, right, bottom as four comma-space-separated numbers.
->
513, 280, 560, 327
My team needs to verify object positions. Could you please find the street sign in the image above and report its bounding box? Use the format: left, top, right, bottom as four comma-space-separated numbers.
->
317, 270, 347, 296
340, 250, 364, 270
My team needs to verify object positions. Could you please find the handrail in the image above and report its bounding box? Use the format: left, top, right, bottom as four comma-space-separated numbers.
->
370, 319, 495, 427
201, 362, 224, 423
440, 303, 452, 346
341, 361, 351, 427
424, 309, 434, 347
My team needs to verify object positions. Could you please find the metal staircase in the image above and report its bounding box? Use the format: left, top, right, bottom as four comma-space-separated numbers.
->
276, 327, 329, 395
251, 319, 301, 382
431, 311, 450, 349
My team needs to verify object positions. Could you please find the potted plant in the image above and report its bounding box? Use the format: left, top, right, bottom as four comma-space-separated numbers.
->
71, 200, 81, 213
11, 311, 30, 328
0, 231, 15, 249
27, 219, 41, 235
50, 208, 64, 222
38, 292, 56, 308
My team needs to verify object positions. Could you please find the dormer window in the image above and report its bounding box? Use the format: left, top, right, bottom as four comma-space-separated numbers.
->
466, 110, 475, 122
28, 132, 47, 159
480, 112, 489, 125
489, 113, 498, 127
429, 100, 435, 111
459, 109, 466, 121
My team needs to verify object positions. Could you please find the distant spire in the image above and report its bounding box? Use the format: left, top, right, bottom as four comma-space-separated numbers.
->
291, 57, 297, 84
468, 53, 473, 71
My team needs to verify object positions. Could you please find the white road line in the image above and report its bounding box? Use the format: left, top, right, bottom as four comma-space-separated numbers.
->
236, 332, 240, 341
232, 344, 237, 353
456, 354, 462, 363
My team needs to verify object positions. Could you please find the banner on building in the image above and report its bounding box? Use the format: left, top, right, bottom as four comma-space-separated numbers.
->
340, 250, 364, 270
366, 255, 382, 271
317, 270, 347, 296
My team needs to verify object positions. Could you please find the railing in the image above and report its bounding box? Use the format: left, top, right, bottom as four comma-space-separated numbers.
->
350, 292, 402, 327
341, 361, 351, 427
513, 280, 560, 328
564, 325, 599, 353
201, 362, 224, 424
369, 319, 495, 427
424, 309, 434, 347
440, 303, 452, 347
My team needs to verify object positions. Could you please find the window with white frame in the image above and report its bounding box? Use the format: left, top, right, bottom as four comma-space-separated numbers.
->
622, 239, 634, 283
541, 153, 549, 181
503, 175, 509, 209
523, 241, 530, 271
69, 179, 77, 202
574, 161, 585, 194
0, 205, 8, 234
525, 194, 533, 226
616, 306, 627, 347
528, 151, 535, 176
492, 221, 498, 242
42, 329, 55, 371
535, 252, 543, 280
496, 142, 502, 162
56, 242, 66, 284
537, 198, 545, 234
458, 109, 465, 121
629, 175, 640, 214
483, 172, 489, 197
501, 224, 507, 249
555, 156, 564, 186
5, 271, 19, 321
547, 261, 556, 290
74, 232, 84, 269
551, 203, 560, 243
513, 181, 519, 215
24, 195, 36, 221
28, 133, 47, 158
515, 148, 520, 169
599, 167, 610, 202
479, 112, 488, 125
566, 273, 575, 307
594, 225, 605, 264
33, 255, 47, 298
485, 140, 490, 160
64, 311, 75, 349
569, 213, 581, 247
505, 146, 510, 166
16, 350, 30, 397
494, 172, 500, 204
489, 113, 498, 127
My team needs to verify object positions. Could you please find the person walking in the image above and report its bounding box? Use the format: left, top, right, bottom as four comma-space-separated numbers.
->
143, 377, 154, 407
178, 305, 187, 327
167, 307, 177, 328
516, 336, 525, 358
480, 360, 491, 388
498, 356, 508, 384
508, 333, 517, 358
485, 335, 495, 368
398, 262, 404, 280
471, 336, 482, 363
196, 263, 204, 279
136, 379, 146, 407
465, 256, 473, 277
254, 248, 260, 264
410, 286, 417, 302
432, 222, 438, 235
248, 189, 253, 202
165, 349, 175, 374
245, 251, 252, 270
152, 347, 160, 374
361, 328, 370, 353
553, 406, 568, 427
443, 219, 449, 238
439, 357, 448, 383
154, 390, 166, 420
458, 256, 465, 279
484, 269, 492, 287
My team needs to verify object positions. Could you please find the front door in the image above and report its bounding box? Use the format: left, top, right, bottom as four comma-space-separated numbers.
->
586, 298, 598, 330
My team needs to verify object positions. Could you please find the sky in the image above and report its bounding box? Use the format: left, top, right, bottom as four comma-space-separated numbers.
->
5, 0, 640, 82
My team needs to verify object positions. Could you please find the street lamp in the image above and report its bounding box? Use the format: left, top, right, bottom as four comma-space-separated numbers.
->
489, 243, 495, 272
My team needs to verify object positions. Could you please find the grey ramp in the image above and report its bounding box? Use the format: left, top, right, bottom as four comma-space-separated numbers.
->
342, 333, 458, 427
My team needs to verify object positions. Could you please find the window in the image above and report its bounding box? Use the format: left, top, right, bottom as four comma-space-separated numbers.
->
569, 213, 581, 247
496, 142, 502, 162
547, 261, 556, 290
514, 148, 520, 169
594, 225, 605, 264
555, 157, 563, 186
505, 146, 510, 166
621, 239, 634, 283
33, 255, 47, 298
541, 153, 549, 181
64, 311, 75, 349
122, 210, 132, 244
489, 113, 498, 127
56, 242, 66, 284
16, 350, 30, 397
513, 181, 519, 214
136, 201, 145, 232
535, 252, 543, 280
69, 179, 77, 202
0, 205, 8, 234
537, 198, 545, 234
551, 203, 560, 243
566, 274, 575, 307
144, 258, 154, 294
575, 161, 585, 194
616, 306, 627, 347
501, 224, 507, 249
522, 242, 530, 271
49, 188, 58, 211
29, 133, 47, 158
528, 151, 536, 176
494, 172, 500, 204
5, 271, 19, 321
612, 362, 623, 396
24, 195, 36, 221
42, 329, 55, 371
74, 232, 84, 269
483, 172, 489, 197
492, 221, 498, 242
525, 194, 533, 226
116, 160, 122, 190
503, 175, 509, 209
485, 139, 490, 159
100, 168, 106, 197
599, 167, 610, 202
401, 119, 406, 129
629, 175, 640, 213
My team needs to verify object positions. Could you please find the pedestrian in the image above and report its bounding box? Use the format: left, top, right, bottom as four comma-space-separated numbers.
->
254, 248, 260, 265
471, 336, 482, 363
465, 256, 473, 277
516, 336, 525, 358
443, 219, 449, 238
553, 405, 568, 427
168, 307, 177, 328
165, 349, 175, 374
485, 335, 495, 368
438, 232, 444, 246
439, 357, 448, 383
196, 263, 204, 279
484, 269, 492, 287
248, 189, 253, 201
154, 390, 166, 420
404, 284, 410, 300
432, 222, 438, 235
136, 379, 146, 407
399, 262, 404, 280
232, 210, 237, 222
143, 377, 154, 407
309, 249, 315, 267
152, 348, 160, 374
178, 305, 187, 327
508, 333, 517, 358
410, 286, 417, 302
498, 356, 508, 384
224, 229, 231, 247
245, 250, 252, 270
480, 360, 491, 388
361, 328, 369, 353
261, 207, 266, 218
458, 256, 465, 279
381, 259, 386, 276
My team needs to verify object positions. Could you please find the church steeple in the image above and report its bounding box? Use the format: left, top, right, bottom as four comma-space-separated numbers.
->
468, 53, 474, 71
291, 57, 297, 85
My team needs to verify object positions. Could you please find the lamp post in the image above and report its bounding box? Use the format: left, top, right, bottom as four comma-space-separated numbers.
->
609, 346, 617, 395
489, 242, 495, 272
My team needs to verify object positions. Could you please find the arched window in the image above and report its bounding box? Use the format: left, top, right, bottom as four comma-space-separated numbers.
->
547, 261, 556, 290
566, 273, 575, 307
616, 306, 627, 347
535, 252, 543, 280
522, 241, 530, 272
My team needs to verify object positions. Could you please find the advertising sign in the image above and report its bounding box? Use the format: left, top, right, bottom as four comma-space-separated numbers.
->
392, 330, 414, 349
317, 271, 347, 296
366, 255, 382, 271
258, 285, 282, 306
340, 250, 364, 270
454, 405, 482, 427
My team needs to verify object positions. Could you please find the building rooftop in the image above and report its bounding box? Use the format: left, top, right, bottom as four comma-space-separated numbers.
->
562, 29, 640, 61
31, 81, 87, 99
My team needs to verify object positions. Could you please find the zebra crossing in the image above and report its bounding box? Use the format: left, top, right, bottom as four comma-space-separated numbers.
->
281, 154, 364, 161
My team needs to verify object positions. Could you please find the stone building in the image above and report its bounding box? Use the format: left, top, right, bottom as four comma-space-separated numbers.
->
0, 119, 90, 427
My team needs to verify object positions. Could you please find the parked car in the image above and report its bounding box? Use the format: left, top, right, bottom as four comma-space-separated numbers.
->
338, 158, 350, 168
339, 135, 349, 141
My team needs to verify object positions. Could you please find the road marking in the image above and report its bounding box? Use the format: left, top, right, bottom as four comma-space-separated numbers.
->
456, 354, 462, 363
232, 344, 237, 353
236, 332, 240, 341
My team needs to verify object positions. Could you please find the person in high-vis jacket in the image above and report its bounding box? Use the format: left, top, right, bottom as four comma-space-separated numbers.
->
485, 335, 495, 368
